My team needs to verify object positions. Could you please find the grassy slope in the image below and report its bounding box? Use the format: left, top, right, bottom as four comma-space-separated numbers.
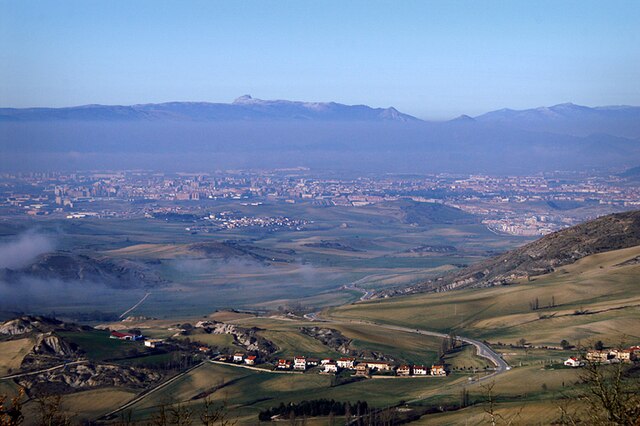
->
329, 245, 640, 346
0, 338, 34, 375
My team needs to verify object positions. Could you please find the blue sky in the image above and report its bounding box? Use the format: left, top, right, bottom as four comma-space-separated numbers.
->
1, 0, 639, 119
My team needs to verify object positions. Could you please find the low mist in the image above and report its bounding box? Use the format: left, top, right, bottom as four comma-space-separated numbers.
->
0, 231, 55, 269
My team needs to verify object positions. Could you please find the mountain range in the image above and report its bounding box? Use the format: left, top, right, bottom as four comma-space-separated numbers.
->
0, 95, 418, 123
1, 96, 639, 173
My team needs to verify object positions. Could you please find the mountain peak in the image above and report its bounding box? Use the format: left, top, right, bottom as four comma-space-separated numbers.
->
233, 95, 254, 104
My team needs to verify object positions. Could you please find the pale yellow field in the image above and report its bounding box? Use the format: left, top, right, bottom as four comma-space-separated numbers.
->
329, 246, 640, 346
414, 400, 578, 425
58, 387, 137, 420
105, 243, 193, 259
0, 338, 34, 375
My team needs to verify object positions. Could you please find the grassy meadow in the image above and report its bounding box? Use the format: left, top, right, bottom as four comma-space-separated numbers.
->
329, 245, 640, 347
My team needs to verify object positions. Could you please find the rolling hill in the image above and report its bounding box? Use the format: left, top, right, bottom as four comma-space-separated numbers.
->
382, 210, 640, 296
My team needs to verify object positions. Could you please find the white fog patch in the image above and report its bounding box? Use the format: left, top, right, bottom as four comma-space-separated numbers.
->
0, 231, 55, 269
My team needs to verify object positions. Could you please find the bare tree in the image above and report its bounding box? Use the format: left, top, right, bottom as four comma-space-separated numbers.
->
559, 357, 640, 425
199, 397, 237, 426
481, 382, 522, 426
0, 388, 24, 426
34, 393, 73, 426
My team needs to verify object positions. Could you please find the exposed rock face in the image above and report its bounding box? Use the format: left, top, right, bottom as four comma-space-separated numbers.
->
194, 320, 276, 354
32, 333, 79, 357
17, 363, 161, 395
300, 327, 351, 354
20, 332, 82, 370
0, 316, 65, 335
384, 210, 640, 296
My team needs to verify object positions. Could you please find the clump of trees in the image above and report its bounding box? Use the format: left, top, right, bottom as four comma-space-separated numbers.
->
258, 399, 369, 422
529, 295, 557, 311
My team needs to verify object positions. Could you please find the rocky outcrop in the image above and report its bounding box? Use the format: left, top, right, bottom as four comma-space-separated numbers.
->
20, 332, 82, 370
0, 316, 65, 336
193, 320, 276, 354
300, 327, 351, 354
17, 363, 161, 395
31, 333, 79, 358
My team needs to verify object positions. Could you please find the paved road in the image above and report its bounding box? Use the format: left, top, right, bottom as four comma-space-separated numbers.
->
306, 312, 509, 381
208, 360, 303, 374
0, 360, 88, 380
120, 291, 151, 318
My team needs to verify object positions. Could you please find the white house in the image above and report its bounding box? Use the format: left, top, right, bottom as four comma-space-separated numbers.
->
413, 365, 428, 375
233, 353, 244, 363
294, 356, 307, 370
323, 362, 338, 373
564, 357, 583, 368
337, 357, 356, 369
144, 339, 164, 348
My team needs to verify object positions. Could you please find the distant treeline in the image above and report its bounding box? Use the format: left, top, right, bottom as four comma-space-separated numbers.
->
258, 399, 369, 421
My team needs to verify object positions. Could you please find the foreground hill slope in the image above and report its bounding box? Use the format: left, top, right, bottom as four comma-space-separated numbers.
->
330, 244, 640, 345
387, 210, 640, 296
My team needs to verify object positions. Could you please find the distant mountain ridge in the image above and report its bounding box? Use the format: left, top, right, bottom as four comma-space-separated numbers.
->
474, 102, 640, 138
1, 97, 639, 173
0, 95, 419, 122
383, 210, 640, 296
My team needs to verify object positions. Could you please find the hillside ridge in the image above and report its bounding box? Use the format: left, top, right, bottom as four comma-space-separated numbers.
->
382, 210, 640, 296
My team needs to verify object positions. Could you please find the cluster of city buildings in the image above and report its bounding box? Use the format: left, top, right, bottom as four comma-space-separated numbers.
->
2, 170, 638, 236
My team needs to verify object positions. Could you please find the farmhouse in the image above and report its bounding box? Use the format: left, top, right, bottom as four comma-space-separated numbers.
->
586, 350, 611, 363
337, 357, 356, 369
365, 361, 393, 371
323, 362, 338, 373
431, 365, 447, 376
144, 338, 164, 348
233, 353, 245, 363
413, 365, 428, 375
397, 365, 411, 376
294, 356, 307, 370
245, 355, 257, 365
563, 357, 583, 367
110, 331, 142, 341
277, 359, 291, 370
355, 364, 370, 377
609, 349, 634, 362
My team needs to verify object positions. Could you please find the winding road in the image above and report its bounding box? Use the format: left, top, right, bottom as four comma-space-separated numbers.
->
305, 311, 509, 381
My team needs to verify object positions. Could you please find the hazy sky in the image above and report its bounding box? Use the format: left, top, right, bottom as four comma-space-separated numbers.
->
1, 0, 639, 119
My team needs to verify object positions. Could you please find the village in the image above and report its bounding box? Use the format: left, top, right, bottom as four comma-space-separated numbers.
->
221, 353, 448, 378
108, 329, 448, 379
563, 346, 640, 367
